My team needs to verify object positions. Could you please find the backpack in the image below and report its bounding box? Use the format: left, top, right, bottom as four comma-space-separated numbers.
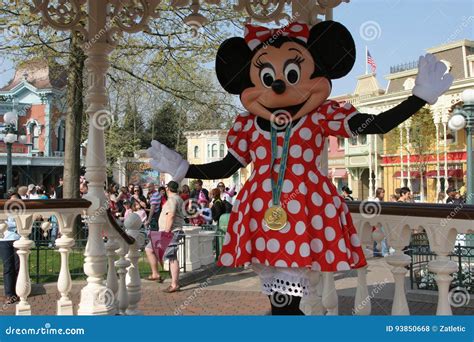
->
222, 199, 233, 213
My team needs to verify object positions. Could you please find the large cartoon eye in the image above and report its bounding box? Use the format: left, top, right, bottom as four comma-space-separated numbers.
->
260, 67, 275, 88
284, 63, 300, 85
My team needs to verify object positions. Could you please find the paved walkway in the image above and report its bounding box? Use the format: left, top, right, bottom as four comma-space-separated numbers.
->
0, 258, 473, 315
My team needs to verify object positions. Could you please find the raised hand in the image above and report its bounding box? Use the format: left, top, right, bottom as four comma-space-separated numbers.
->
413, 53, 454, 105
146, 140, 189, 182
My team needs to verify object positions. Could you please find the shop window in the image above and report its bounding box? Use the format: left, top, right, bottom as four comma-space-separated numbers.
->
219, 144, 225, 158
194, 146, 199, 158
211, 143, 217, 158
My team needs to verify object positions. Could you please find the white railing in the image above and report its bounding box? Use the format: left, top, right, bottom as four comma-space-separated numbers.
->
302, 201, 474, 316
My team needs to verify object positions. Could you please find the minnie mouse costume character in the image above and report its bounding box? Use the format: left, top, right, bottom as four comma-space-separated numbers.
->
148, 21, 453, 315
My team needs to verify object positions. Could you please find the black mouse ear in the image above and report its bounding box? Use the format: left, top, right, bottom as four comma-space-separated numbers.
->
215, 37, 253, 95
307, 20, 356, 79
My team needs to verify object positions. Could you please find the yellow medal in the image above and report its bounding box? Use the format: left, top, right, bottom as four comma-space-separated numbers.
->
264, 205, 287, 231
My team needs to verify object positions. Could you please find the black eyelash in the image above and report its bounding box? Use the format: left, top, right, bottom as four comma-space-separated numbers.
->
254, 58, 265, 69
290, 56, 305, 65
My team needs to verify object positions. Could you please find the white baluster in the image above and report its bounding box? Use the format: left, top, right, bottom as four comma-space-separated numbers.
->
299, 271, 323, 315
13, 214, 34, 315
115, 239, 130, 315
322, 272, 338, 315
372, 225, 385, 257
125, 213, 143, 315
426, 227, 458, 315
55, 212, 78, 315
385, 225, 412, 315
354, 266, 371, 315
182, 226, 201, 271
105, 230, 120, 310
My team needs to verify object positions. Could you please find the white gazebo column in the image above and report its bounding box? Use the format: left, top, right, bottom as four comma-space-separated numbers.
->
442, 115, 449, 192
125, 213, 143, 315
434, 113, 441, 199
368, 135, 373, 199
374, 133, 379, 190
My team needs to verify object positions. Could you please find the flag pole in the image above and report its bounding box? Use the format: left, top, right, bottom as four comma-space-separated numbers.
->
365, 46, 368, 75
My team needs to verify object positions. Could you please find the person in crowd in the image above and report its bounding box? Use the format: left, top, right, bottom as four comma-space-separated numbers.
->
179, 184, 191, 202
116, 186, 129, 214
0, 174, 5, 198
128, 184, 134, 196
446, 187, 462, 205
0, 192, 21, 304
341, 185, 354, 201
132, 201, 147, 223
189, 195, 212, 226
372, 187, 389, 257
145, 183, 162, 231
18, 186, 28, 200
105, 189, 119, 216
130, 185, 147, 209
397, 187, 412, 203
210, 188, 225, 223
28, 184, 39, 199
55, 177, 63, 199
80, 182, 88, 197
160, 181, 185, 293
190, 179, 209, 202
217, 182, 231, 202
436, 191, 446, 203
37, 186, 49, 199
122, 200, 133, 220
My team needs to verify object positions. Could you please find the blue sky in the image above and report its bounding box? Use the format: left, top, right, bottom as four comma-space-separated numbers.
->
1, 0, 473, 96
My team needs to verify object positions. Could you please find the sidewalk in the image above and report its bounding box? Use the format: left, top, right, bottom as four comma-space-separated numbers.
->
0, 259, 472, 315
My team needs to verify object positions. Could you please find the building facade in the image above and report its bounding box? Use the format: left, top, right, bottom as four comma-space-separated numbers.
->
329, 39, 474, 202
184, 129, 253, 192
0, 59, 68, 191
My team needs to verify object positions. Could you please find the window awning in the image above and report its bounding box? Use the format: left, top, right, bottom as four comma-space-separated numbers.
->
328, 169, 348, 178
425, 169, 463, 178
393, 171, 422, 178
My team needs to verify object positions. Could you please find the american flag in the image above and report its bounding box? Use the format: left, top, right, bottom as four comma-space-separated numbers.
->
367, 50, 377, 74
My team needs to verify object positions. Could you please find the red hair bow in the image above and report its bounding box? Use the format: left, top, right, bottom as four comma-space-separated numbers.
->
244, 22, 310, 50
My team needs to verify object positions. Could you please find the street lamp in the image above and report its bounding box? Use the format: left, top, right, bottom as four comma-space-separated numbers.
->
2, 111, 27, 194
448, 89, 474, 204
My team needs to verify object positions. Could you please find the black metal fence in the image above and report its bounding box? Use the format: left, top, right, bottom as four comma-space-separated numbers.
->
408, 233, 474, 293
1, 219, 187, 284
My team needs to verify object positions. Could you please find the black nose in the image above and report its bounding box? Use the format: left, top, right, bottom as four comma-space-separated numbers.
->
271, 79, 286, 94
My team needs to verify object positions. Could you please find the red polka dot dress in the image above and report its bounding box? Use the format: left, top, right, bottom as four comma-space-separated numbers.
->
217, 100, 367, 297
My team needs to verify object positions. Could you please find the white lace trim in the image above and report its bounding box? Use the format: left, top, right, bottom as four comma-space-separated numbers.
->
252, 264, 315, 297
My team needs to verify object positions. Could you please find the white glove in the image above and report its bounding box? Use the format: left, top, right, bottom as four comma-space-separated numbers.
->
412, 53, 453, 105
146, 140, 189, 182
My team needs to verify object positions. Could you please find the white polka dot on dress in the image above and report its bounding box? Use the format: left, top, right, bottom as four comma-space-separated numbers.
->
295, 221, 305, 235
303, 149, 314, 162
299, 127, 312, 140
290, 145, 302, 158
311, 192, 322, 206
338, 238, 347, 253
242, 190, 249, 202
324, 203, 337, 218
234, 121, 243, 132
243, 119, 253, 132
223, 232, 231, 246
220, 253, 234, 266
352, 251, 360, 265
350, 234, 361, 247
251, 130, 259, 142
245, 241, 252, 254
255, 237, 265, 251
244, 203, 250, 215
308, 171, 319, 184
259, 165, 269, 175
311, 261, 321, 271
285, 241, 295, 255
252, 198, 264, 212
311, 215, 323, 230
251, 182, 257, 193
262, 179, 272, 192
334, 113, 346, 120
287, 200, 300, 214
256, 146, 267, 160
323, 182, 331, 195
315, 133, 322, 147
249, 218, 258, 232
291, 24, 303, 32
291, 164, 305, 176
310, 238, 323, 253
282, 179, 293, 193
299, 242, 310, 257
326, 250, 335, 264
333, 196, 342, 209
337, 261, 350, 271
238, 140, 247, 152
298, 183, 307, 195
325, 226, 336, 241
267, 239, 280, 253
328, 121, 341, 131
275, 260, 288, 267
